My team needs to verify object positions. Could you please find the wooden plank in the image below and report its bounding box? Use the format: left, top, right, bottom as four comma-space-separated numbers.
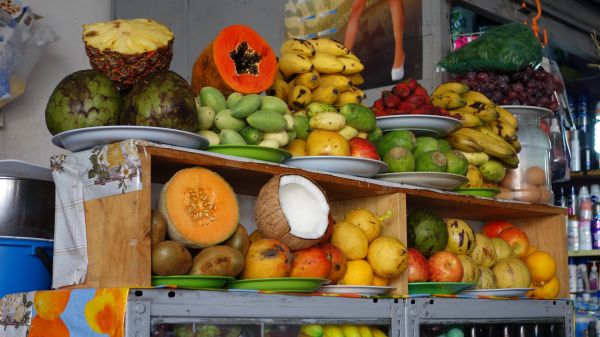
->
78, 154, 152, 288
330, 193, 407, 295
512, 215, 569, 298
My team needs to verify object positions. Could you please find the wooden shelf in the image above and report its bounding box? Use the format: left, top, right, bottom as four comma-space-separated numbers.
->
568, 250, 600, 257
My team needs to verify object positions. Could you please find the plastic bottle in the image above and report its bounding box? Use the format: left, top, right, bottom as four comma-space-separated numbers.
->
594, 100, 600, 169
593, 185, 600, 204
549, 118, 568, 180
593, 203, 600, 249
580, 198, 593, 250
570, 257, 579, 293
579, 93, 589, 132
572, 130, 582, 172
591, 262, 599, 305
580, 186, 592, 209
579, 258, 589, 293
569, 185, 578, 217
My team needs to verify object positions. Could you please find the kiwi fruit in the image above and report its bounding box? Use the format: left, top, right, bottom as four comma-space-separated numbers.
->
151, 210, 167, 247
190, 245, 244, 277
224, 225, 250, 255
152, 240, 192, 276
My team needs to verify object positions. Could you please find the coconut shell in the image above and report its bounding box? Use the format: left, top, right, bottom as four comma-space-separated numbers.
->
255, 175, 328, 251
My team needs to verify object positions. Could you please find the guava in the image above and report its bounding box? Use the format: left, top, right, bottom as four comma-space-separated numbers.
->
479, 160, 506, 182
383, 147, 415, 173
415, 150, 447, 172
414, 137, 440, 158
375, 130, 416, 158
445, 150, 468, 176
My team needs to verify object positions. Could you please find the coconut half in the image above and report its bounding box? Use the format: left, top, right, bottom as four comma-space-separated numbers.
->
256, 174, 330, 251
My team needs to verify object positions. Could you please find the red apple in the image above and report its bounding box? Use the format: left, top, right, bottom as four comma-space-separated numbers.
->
427, 251, 463, 282
497, 227, 529, 258
408, 248, 429, 282
482, 220, 514, 238
349, 137, 380, 160
290, 246, 332, 278
318, 243, 347, 283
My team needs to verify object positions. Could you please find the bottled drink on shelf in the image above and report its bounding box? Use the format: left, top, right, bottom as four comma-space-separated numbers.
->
579, 93, 589, 132
592, 184, 600, 204
569, 185, 578, 216
594, 100, 600, 169
579, 197, 593, 250
570, 257, 578, 293
592, 203, 600, 249
572, 130, 582, 172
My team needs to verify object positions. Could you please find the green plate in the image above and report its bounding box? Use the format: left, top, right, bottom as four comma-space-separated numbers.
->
409, 282, 477, 295
206, 145, 292, 163
454, 188, 500, 198
152, 275, 234, 289
227, 277, 328, 292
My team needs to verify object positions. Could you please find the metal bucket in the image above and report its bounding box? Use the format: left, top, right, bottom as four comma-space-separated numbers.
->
0, 177, 55, 239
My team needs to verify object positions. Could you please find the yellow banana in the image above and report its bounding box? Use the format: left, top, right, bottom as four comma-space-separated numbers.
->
288, 85, 312, 110
308, 38, 350, 56
357, 326, 374, 337
280, 38, 316, 57
279, 53, 314, 77
431, 91, 466, 109
346, 51, 360, 61
469, 127, 517, 158
295, 70, 320, 90
275, 70, 285, 81
509, 139, 522, 153
431, 82, 470, 96
474, 104, 499, 122
267, 79, 291, 100
488, 120, 517, 142
461, 90, 493, 105
459, 151, 490, 165
370, 328, 388, 337
495, 105, 519, 129
497, 153, 520, 169
447, 109, 484, 128
323, 326, 345, 337
446, 132, 483, 153
347, 85, 366, 99
311, 85, 340, 104
312, 52, 345, 74
347, 72, 364, 85
318, 74, 352, 91
338, 56, 364, 75
340, 326, 361, 337
336, 91, 362, 106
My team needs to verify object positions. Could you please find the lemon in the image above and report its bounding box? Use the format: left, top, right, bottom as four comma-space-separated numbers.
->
525, 250, 556, 283
344, 208, 382, 241
367, 236, 408, 278
372, 274, 390, 286
339, 260, 373, 285
331, 221, 369, 260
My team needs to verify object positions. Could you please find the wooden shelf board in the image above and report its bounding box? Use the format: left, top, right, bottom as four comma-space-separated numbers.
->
146, 146, 567, 220
568, 250, 600, 257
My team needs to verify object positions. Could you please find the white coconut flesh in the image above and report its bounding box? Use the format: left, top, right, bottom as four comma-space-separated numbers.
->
278, 175, 329, 239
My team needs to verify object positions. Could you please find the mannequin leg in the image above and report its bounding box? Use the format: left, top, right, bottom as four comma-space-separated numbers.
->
343, 0, 367, 51
388, 0, 405, 80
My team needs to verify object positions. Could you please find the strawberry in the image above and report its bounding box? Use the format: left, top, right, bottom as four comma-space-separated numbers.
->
438, 108, 450, 116
373, 107, 387, 117
372, 99, 384, 110
419, 104, 438, 115
405, 78, 418, 92
392, 82, 411, 98
384, 95, 402, 108
381, 90, 394, 98
397, 101, 417, 114
384, 108, 398, 115
405, 95, 428, 108
411, 108, 428, 115
412, 86, 430, 100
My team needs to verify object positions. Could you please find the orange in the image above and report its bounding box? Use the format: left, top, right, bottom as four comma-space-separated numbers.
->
372, 275, 390, 286
29, 316, 70, 337
524, 250, 556, 283
530, 277, 560, 299
33, 290, 71, 320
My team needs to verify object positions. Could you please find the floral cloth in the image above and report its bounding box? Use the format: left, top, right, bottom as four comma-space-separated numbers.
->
51, 140, 144, 289
0, 292, 32, 337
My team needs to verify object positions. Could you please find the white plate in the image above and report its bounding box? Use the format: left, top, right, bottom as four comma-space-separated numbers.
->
376, 115, 463, 136
284, 156, 388, 178
316, 285, 395, 295
52, 126, 209, 152
374, 172, 468, 190
462, 288, 534, 298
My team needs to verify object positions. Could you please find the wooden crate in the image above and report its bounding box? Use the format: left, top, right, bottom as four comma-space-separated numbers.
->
69, 145, 567, 297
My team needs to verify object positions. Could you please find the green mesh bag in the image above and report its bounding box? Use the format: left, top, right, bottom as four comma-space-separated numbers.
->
438, 23, 543, 74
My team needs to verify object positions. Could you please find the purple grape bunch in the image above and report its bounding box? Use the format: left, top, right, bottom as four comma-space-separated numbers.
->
456, 66, 563, 111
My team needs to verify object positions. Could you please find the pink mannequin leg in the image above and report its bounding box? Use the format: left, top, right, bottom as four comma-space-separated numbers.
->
343, 0, 367, 51
388, 0, 405, 80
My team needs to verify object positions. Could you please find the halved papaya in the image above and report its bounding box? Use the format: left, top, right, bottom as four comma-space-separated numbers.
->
159, 167, 239, 248
191, 25, 277, 95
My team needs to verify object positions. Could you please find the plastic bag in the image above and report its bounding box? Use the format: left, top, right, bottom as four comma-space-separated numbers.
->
0, 1, 57, 108
438, 23, 543, 74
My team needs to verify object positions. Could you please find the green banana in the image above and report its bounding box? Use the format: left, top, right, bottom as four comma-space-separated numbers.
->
446, 132, 483, 153
301, 325, 324, 337
431, 82, 470, 97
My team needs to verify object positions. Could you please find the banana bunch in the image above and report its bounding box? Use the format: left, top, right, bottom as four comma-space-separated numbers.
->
270, 38, 366, 110
299, 324, 388, 337
431, 82, 521, 169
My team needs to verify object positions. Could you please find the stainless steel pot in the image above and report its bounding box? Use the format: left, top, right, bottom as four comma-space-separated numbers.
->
0, 177, 54, 239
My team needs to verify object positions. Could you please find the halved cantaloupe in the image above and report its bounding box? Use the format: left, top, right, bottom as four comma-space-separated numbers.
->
159, 167, 239, 248
191, 25, 277, 95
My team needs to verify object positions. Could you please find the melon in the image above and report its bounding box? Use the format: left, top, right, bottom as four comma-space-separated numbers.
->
191, 25, 277, 95
159, 167, 239, 248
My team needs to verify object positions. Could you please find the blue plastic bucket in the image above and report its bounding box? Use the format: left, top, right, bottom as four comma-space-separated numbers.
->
0, 237, 53, 297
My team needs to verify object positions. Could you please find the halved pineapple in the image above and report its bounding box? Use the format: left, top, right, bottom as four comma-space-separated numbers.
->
83, 19, 174, 88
